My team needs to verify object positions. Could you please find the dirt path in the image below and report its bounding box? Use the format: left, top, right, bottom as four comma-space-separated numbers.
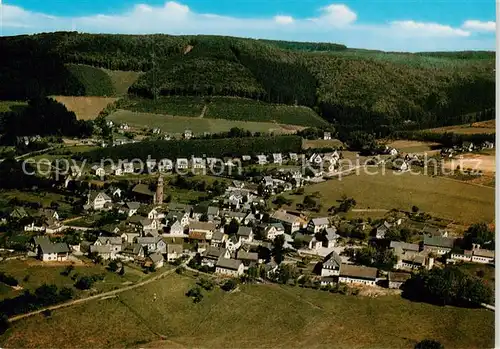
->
199, 104, 208, 118
8, 265, 181, 323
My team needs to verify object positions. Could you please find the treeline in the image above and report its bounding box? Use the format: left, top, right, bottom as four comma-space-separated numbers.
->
260, 39, 347, 52
402, 266, 493, 307
0, 97, 93, 144
83, 135, 302, 162
391, 131, 495, 147
0, 284, 73, 317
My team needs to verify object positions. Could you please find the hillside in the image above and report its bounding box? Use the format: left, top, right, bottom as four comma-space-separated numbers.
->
0, 32, 495, 133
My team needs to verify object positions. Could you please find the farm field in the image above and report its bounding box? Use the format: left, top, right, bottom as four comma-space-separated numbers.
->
385, 140, 441, 154
276, 171, 494, 224
108, 109, 305, 135
102, 69, 143, 96
443, 152, 496, 173
426, 120, 495, 135
205, 97, 328, 127
118, 96, 205, 117
302, 139, 344, 149
52, 96, 119, 120
0, 273, 494, 348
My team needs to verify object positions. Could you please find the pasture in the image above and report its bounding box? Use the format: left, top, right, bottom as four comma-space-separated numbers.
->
0, 273, 494, 348
52, 96, 119, 120
277, 171, 495, 224
426, 120, 495, 135
385, 140, 441, 154
302, 139, 345, 149
108, 109, 305, 135
102, 69, 143, 96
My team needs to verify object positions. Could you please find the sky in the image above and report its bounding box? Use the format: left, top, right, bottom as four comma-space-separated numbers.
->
0, 0, 496, 51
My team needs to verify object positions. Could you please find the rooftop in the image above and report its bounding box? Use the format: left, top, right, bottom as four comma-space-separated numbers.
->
340, 264, 378, 280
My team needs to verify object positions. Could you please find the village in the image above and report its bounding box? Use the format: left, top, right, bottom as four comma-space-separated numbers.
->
2, 132, 494, 297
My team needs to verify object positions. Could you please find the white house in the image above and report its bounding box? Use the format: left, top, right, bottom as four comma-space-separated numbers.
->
191, 157, 206, 170
202, 246, 230, 267
307, 217, 330, 234
265, 223, 285, 240
321, 251, 342, 276
215, 258, 244, 277
271, 210, 303, 233
225, 235, 241, 252
272, 153, 283, 164
339, 264, 378, 286
38, 242, 71, 262
184, 130, 193, 139
158, 159, 173, 172
236, 226, 254, 243
166, 244, 183, 262
256, 155, 268, 165
323, 227, 338, 248
122, 162, 135, 174
167, 220, 185, 237
189, 221, 216, 240
87, 192, 112, 211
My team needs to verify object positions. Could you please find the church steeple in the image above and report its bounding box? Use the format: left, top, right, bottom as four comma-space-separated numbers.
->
154, 175, 164, 205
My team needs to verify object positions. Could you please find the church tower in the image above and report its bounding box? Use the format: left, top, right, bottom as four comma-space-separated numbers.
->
154, 175, 164, 205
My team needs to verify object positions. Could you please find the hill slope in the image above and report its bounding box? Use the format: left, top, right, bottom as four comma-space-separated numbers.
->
0, 32, 495, 133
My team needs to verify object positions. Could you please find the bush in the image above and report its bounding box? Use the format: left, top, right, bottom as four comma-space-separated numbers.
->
221, 279, 238, 292
197, 278, 215, 291
0, 273, 18, 287
185, 286, 204, 303
415, 339, 444, 349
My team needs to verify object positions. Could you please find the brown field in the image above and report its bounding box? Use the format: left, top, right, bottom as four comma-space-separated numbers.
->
302, 139, 345, 149
444, 152, 496, 173
52, 96, 119, 120
427, 120, 495, 135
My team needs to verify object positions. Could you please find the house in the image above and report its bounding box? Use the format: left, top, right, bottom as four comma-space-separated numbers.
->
482, 141, 494, 149
289, 153, 298, 162
10, 207, 28, 220
450, 245, 495, 264
189, 222, 216, 240
309, 153, 323, 165
462, 141, 474, 152
323, 132, 331, 140
147, 208, 165, 220
166, 244, 183, 262
393, 160, 409, 172
131, 184, 155, 202
91, 165, 106, 177
242, 155, 252, 162
166, 210, 190, 228
338, 264, 378, 286
87, 191, 112, 211
264, 223, 285, 240
146, 159, 157, 172
207, 206, 220, 221
215, 258, 244, 277
271, 210, 303, 233
307, 217, 330, 234
272, 153, 283, 164
166, 220, 185, 236
184, 129, 193, 139
375, 221, 392, 239
158, 159, 173, 172
202, 246, 230, 267
145, 252, 164, 269
38, 242, 71, 262
176, 158, 189, 170
388, 271, 411, 289
118, 243, 145, 261
323, 227, 338, 248
120, 231, 140, 243
389, 241, 420, 253
121, 202, 141, 217
236, 250, 259, 268
122, 162, 135, 174
394, 249, 427, 271
90, 244, 114, 260
321, 251, 342, 276
423, 235, 455, 255
237, 226, 254, 243
94, 236, 123, 254
421, 225, 448, 237
211, 231, 227, 247
225, 235, 241, 252
38, 208, 60, 221
30, 235, 51, 252
389, 148, 398, 156
256, 155, 267, 165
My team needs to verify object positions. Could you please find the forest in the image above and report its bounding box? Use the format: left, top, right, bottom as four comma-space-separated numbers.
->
0, 32, 495, 135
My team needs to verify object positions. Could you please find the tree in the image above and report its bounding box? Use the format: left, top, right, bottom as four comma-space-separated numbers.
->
412, 205, 419, 213
415, 339, 444, 349
462, 222, 494, 249
74, 276, 94, 290
186, 286, 203, 303
118, 267, 125, 276
273, 195, 292, 207
108, 260, 119, 272
221, 279, 238, 291
272, 235, 286, 264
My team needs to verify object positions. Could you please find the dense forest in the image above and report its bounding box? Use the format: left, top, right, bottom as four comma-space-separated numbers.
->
0, 32, 495, 135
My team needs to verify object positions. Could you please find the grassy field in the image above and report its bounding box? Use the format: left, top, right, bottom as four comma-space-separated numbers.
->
302, 139, 345, 149
0, 101, 27, 113
119, 96, 205, 117
206, 97, 328, 127
52, 96, 119, 120
426, 120, 495, 135
276, 171, 494, 224
102, 69, 143, 96
108, 109, 305, 135
385, 140, 441, 154
1, 273, 493, 348
0, 259, 144, 301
